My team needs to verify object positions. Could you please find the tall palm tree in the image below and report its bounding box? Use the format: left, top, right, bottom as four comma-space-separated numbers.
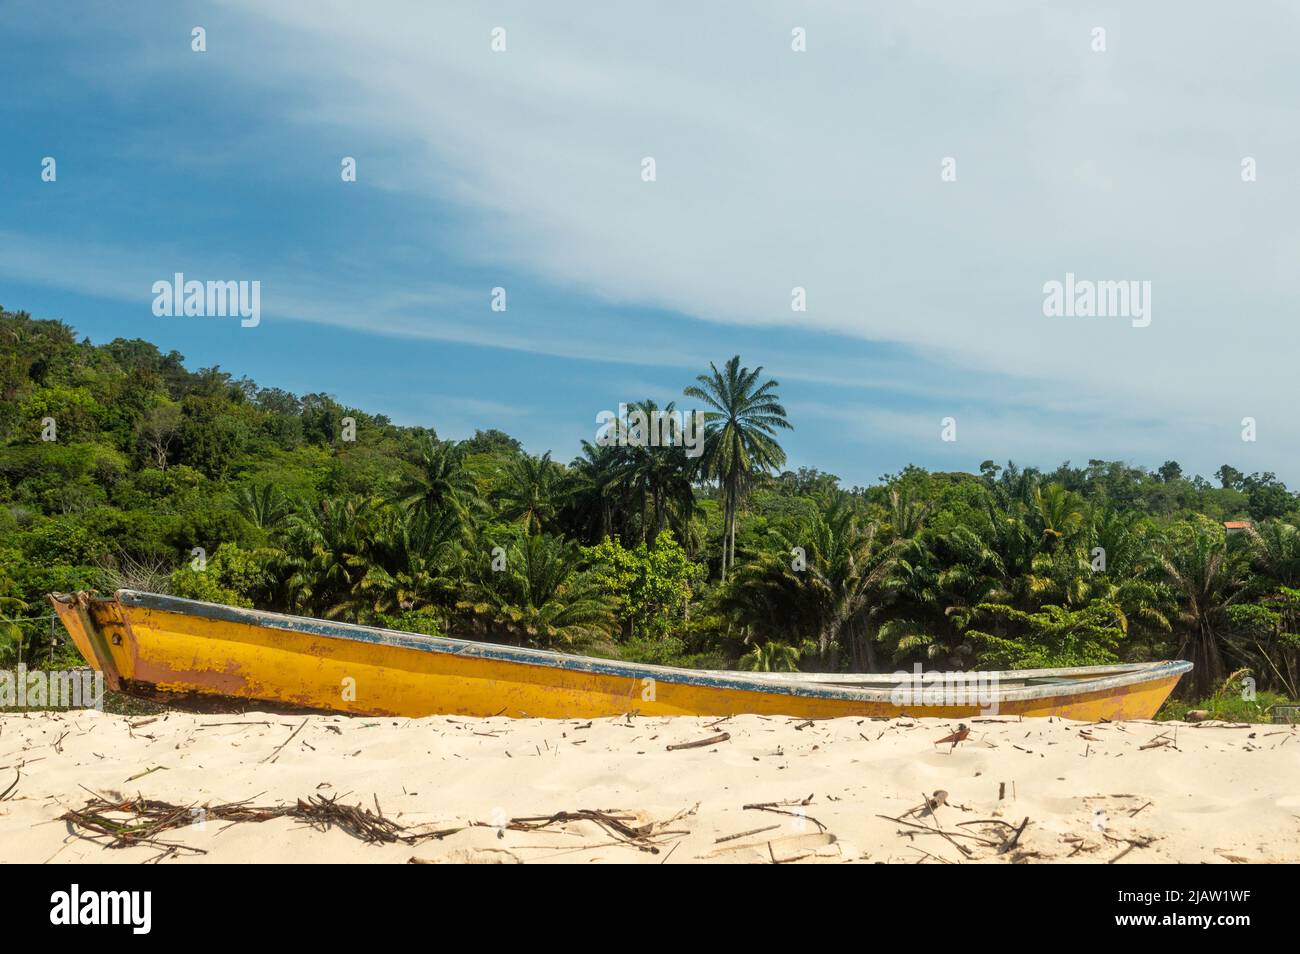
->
976, 491, 1038, 606
684, 356, 792, 579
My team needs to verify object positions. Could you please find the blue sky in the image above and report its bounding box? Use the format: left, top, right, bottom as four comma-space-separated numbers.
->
3, 1, 1298, 486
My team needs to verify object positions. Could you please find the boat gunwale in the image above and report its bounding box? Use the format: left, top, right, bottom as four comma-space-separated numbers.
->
77, 590, 1192, 706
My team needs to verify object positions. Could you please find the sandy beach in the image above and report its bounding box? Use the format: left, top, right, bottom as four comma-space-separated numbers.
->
1, 710, 1296, 864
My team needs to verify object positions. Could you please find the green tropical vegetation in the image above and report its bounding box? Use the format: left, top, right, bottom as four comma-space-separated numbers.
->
2, 307, 1299, 710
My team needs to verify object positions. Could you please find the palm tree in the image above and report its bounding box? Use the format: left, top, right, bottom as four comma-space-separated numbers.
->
563, 440, 621, 543
402, 437, 478, 526
456, 534, 616, 647
278, 497, 376, 619
739, 640, 805, 672
985, 461, 1041, 510
608, 400, 697, 545
722, 496, 899, 669
1075, 509, 1170, 647
1158, 520, 1250, 696
0, 593, 28, 667
887, 485, 933, 541
1237, 520, 1300, 695
1246, 519, 1300, 588
976, 490, 1040, 607
876, 524, 1007, 669
1029, 483, 1085, 551
236, 483, 293, 532
358, 506, 465, 623
496, 452, 565, 535
684, 356, 792, 579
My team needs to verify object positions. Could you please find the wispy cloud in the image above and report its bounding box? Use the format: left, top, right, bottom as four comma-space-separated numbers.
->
200, 2, 1300, 424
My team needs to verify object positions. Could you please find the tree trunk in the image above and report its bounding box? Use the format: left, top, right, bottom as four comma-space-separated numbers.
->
729, 509, 736, 574
720, 483, 732, 581
863, 629, 878, 673
724, 473, 738, 578
1197, 621, 1225, 697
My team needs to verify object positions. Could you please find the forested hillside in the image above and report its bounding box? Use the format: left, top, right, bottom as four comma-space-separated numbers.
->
3, 307, 1297, 702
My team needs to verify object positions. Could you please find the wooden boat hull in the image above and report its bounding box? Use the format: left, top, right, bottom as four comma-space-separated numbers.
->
50, 591, 1192, 720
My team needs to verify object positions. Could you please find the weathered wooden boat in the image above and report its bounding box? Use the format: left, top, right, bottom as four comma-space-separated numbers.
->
50, 590, 1192, 720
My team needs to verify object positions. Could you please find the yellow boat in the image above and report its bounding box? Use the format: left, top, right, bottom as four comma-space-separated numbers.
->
50, 590, 1191, 720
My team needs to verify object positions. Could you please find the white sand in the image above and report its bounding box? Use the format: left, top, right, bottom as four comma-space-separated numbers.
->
1, 710, 1296, 864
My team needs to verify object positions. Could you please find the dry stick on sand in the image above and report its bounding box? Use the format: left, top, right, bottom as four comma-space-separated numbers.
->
743, 794, 827, 833
60, 791, 463, 851
901, 791, 948, 818
293, 793, 463, 843
715, 824, 781, 844
666, 731, 731, 751
262, 718, 309, 764
878, 807, 1030, 861
998, 817, 1031, 854
1104, 833, 1156, 864
196, 721, 273, 729
493, 809, 686, 854
0, 769, 18, 801
876, 814, 999, 847
1139, 727, 1180, 751
908, 792, 971, 857
124, 766, 167, 782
